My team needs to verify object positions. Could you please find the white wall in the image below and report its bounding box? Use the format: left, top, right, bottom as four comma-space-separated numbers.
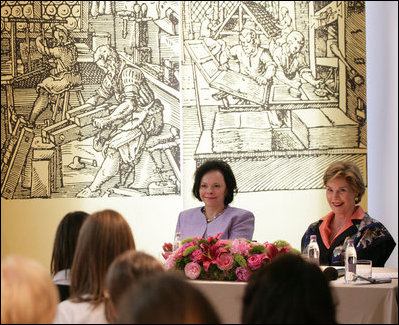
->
366, 1, 398, 267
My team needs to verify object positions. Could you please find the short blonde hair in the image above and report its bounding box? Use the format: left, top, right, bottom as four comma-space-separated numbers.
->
1, 255, 59, 324
323, 160, 365, 204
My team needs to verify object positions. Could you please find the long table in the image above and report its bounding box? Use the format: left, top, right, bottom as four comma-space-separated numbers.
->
191, 267, 398, 324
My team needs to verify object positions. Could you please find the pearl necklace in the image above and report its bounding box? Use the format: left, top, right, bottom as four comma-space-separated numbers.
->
202, 206, 226, 223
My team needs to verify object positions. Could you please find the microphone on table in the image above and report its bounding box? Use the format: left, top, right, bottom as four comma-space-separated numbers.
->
323, 267, 339, 281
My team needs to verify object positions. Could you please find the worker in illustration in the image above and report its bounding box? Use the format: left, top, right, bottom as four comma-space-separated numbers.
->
76, 45, 164, 198
268, 30, 325, 127
219, 25, 276, 86
211, 24, 276, 107
199, 8, 218, 39
275, 7, 294, 45
199, 8, 225, 62
271, 30, 324, 97
29, 25, 81, 126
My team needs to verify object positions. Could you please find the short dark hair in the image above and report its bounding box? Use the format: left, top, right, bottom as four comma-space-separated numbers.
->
192, 159, 237, 205
117, 272, 220, 324
242, 253, 337, 324
50, 211, 89, 276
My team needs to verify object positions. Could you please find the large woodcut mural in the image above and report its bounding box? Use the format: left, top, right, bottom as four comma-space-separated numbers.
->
181, 1, 367, 194
1, 1, 367, 201
1, 1, 181, 199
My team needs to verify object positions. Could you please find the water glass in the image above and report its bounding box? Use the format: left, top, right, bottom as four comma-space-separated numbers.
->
356, 259, 372, 279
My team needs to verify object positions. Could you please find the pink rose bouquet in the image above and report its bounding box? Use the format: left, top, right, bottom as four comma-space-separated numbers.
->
163, 233, 296, 281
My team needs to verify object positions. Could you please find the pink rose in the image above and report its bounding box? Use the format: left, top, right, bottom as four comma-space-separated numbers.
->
184, 262, 201, 279
230, 239, 251, 256
235, 266, 251, 282
247, 254, 265, 270
190, 249, 203, 263
215, 253, 234, 271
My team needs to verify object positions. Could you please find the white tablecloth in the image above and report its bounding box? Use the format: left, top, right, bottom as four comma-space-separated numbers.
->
191, 267, 398, 324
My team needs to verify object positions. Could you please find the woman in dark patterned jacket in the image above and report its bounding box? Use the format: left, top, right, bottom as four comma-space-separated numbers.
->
301, 160, 396, 266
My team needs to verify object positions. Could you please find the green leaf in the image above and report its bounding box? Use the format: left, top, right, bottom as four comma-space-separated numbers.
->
181, 237, 195, 245
234, 253, 247, 268
273, 240, 301, 254
183, 245, 199, 256
249, 245, 265, 254
176, 258, 186, 270
273, 240, 290, 249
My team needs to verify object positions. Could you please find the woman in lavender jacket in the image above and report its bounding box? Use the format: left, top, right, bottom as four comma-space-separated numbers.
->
175, 160, 255, 241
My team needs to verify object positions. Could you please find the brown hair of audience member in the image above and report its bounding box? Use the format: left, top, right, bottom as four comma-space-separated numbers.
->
105, 250, 165, 323
242, 253, 336, 324
1, 255, 60, 324
323, 160, 365, 204
117, 272, 220, 324
50, 211, 89, 276
70, 209, 135, 306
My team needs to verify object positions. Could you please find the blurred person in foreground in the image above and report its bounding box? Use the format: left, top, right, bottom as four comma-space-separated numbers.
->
105, 250, 165, 323
53, 209, 135, 324
117, 272, 220, 324
242, 253, 336, 324
51, 210, 89, 301
301, 160, 396, 266
1, 255, 59, 324
175, 159, 254, 241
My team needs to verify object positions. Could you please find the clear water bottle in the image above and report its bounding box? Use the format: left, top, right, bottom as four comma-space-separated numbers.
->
345, 239, 357, 283
173, 232, 182, 251
307, 235, 320, 265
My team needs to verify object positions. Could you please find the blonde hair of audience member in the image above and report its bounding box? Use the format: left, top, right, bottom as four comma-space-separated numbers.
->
1, 255, 59, 324
117, 272, 220, 324
70, 210, 135, 310
105, 250, 165, 323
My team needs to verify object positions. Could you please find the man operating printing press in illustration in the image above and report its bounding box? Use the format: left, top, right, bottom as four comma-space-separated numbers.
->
212, 23, 280, 124
218, 24, 276, 90
76, 45, 163, 198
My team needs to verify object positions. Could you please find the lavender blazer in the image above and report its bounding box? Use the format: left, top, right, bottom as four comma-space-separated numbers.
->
175, 206, 255, 240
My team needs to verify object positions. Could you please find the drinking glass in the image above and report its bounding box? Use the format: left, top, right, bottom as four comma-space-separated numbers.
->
356, 259, 372, 279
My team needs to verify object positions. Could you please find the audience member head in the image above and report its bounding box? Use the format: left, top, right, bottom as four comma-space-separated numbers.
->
50, 210, 89, 276
105, 250, 165, 323
192, 159, 237, 205
323, 160, 365, 204
1, 255, 59, 324
242, 253, 336, 324
117, 272, 220, 324
70, 209, 135, 305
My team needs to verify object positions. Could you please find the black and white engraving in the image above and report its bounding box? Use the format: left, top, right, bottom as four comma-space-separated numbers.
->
181, 1, 367, 192
1, 1, 181, 199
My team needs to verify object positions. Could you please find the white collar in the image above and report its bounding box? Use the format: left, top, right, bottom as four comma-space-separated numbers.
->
53, 269, 71, 285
